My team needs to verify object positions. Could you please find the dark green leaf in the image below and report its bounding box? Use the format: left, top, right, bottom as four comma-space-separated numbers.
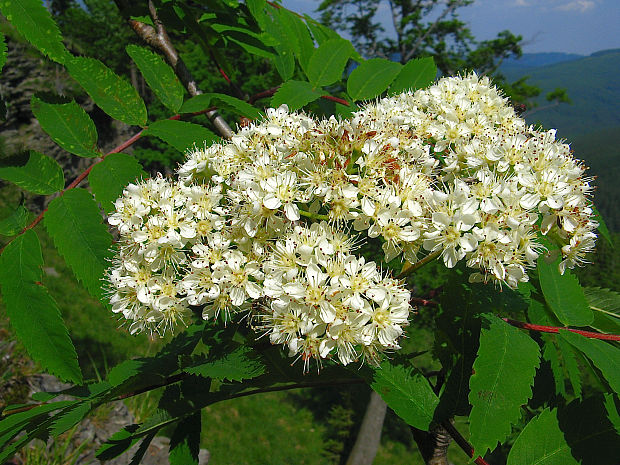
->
184, 346, 265, 382
0, 30, 6, 71
50, 401, 91, 436
592, 205, 613, 247
347, 58, 402, 101
44, 188, 113, 300
31, 94, 99, 158
126, 45, 184, 113
507, 408, 577, 465
468, 315, 540, 456
306, 38, 354, 87
0, 150, 64, 195
559, 331, 620, 395
129, 433, 156, 465
96, 424, 140, 460
0, 230, 82, 382
369, 361, 439, 431
0, 205, 28, 236
389, 57, 437, 95
537, 251, 593, 326
557, 337, 582, 397
585, 287, 620, 333
0, 400, 75, 437
169, 413, 201, 465
66, 57, 147, 126
271, 80, 326, 111
180, 93, 261, 119
0, 0, 69, 63
89, 153, 146, 214
144, 120, 218, 153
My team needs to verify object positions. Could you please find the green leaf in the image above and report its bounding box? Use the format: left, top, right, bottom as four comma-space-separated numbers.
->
0, 400, 75, 437
273, 44, 295, 81
180, 93, 261, 119
277, 9, 315, 72
0, 0, 69, 63
507, 408, 577, 465
537, 252, 593, 326
126, 45, 184, 113
169, 413, 201, 465
96, 424, 141, 460
584, 286, 620, 320
303, 15, 340, 45
0, 150, 64, 195
389, 57, 437, 95
271, 80, 326, 111
144, 120, 218, 153
306, 38, 354, 87
347, 58, 402, 101
369, 361, 439, 431
0, 30, 6, 72
509, 396, 620, 465
66, 56, 147, 126
0, 205, 28, 236
559, 331, 620, 395
468, 315, 540, 456
31, 94, 99, 158
44, 188, 113, 300
0, 230, 82, 382
89, 153, 146, 214
129, 433, 156, 465
557, 337, 582, 397
184, 346, 265, 382
50, 401, 92, 436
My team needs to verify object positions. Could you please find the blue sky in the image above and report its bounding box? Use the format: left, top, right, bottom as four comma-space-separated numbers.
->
282, 0, 620, 55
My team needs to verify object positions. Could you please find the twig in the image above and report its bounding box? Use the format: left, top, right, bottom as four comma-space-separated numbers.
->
410, 297, 439, 307
441, 420, 490, 465
503, 318, 620, 342
397, 250, 442, 279
125, 0, 233, 139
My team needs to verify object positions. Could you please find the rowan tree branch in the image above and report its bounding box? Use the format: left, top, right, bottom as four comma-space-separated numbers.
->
441, 420, 490, 465
124, 0, 233, 139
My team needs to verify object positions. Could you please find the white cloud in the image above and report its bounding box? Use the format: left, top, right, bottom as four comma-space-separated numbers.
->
555, 0, 596, 12
514, 0, 530, 6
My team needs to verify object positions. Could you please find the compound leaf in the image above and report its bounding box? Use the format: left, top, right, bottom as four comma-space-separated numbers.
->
44, 188, 113, 300
468, 315, 540, 456
0, 230, 82, 382
184, 346, 265, 382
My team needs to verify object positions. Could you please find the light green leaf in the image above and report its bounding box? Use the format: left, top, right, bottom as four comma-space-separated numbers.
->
277, 8, 315, 72
271, 80, 326, 111
0, 30, 6, 71
126, 45, 184, 113
347, 58, 402, 101
169, 413, 201, 465
31, 94, 99, 158
273, 44, 295, 81
303, 15, 340, 45
144, 120, 218, 153
66, 56, 147, 126
44, 188, 113, 300
389, 57, 437, 95
537, 252, 593, 326
560, 330, 620, 395
0, 0, 69, 63
592, 204, 613, 247
370, 361, 439, 431
89, 153, 146, 214
0, 230, 82, 382
0, 205, 28, 236
468, 315, 540, 456
0, 150, 64, 195
507, 408, 577, 465
184, 346, 264, 382
180, 93, 261, 119
306, 38, 354, 87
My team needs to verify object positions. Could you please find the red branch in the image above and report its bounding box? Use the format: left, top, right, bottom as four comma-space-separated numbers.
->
503, 318, 620, 341
441, 421, 490, 465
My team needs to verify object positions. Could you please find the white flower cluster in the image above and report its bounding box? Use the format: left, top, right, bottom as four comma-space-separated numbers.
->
106, 73, 597, 368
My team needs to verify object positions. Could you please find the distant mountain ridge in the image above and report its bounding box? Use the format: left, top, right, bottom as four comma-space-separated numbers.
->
498, 48, 620, 231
